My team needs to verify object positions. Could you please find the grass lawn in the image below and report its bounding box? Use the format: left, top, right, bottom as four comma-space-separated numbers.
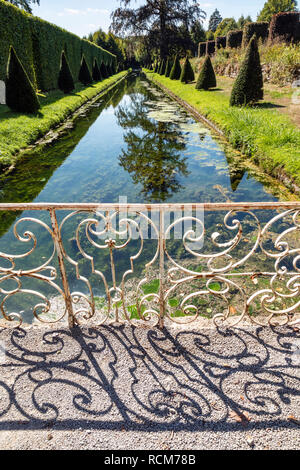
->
146, 70, 300, 191
0, 71, 128, 169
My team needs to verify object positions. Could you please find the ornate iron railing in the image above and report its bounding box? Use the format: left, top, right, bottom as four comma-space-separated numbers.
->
0, 202, 299, 329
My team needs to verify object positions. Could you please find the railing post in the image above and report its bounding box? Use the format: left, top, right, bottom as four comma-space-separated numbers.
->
159, 208, 165, 328
49, 209, 75, 328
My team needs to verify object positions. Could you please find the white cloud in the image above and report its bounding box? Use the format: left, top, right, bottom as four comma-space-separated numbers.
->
58, 8, 109, 17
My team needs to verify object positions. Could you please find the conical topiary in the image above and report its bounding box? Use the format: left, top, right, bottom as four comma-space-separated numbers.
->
195, 55, 216, 90
180, 57, 195, 84
58, 50, 75, 94
154, 61, 159, 73
165, 58, 172, 77
6, 45, 40, 114
159, 59, 166, 75
92, 59, 102, 81
79, 55, 93, 85
169, 55, 181, 80
230, 34, 263, 106
100, 62, 108, 79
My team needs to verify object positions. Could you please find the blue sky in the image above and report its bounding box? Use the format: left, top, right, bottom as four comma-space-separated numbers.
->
31, 1, 267, 38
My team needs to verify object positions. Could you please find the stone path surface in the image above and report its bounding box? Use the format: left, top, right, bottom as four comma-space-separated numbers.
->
0, 324, 299, 450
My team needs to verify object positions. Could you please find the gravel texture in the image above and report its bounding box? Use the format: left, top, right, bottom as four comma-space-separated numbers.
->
0, 323, 299, 450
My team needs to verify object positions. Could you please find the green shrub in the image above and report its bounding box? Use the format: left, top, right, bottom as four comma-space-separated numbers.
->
230, 35, 263, 106
5, 45, 40, 113
100, 62, 108, 79
180, 57, 195, 83
165, 58, 172, 77
195, 55, 216, 90
227, 29, 243, 48
0, 0, 116, 91
159, 59, 166, 75
58, 50, 74, 93
242, 21, 269, 47
78, 55, 93, 85
169, 55, 181, 80
92, 58, 102, 81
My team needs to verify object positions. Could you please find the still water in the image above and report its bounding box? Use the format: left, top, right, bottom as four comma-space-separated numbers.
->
0, 74, 285, 323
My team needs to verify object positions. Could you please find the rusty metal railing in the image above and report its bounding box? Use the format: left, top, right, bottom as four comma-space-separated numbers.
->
0, 202, 299, 328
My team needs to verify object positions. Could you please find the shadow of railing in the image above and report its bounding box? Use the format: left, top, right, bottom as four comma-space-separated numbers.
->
0, 324, 299, 432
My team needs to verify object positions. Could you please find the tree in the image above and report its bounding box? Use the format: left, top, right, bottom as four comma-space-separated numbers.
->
208, 9, 223, 32
58, 51, 74, 94
214, 18, 238, 38
195, 55, 216, 90
190, 20, 206, 54
230, 35, 263, 106
92, 59, 102, 81
78, 55, 93, 85
169, 55, 181, 79
237, 15, 252, 29
5, 0, 40, 14
111, 0, 206, 60
6, 46, 40, 113
206, 30, 215, 40
258, 0, 298, 22
180, 56, 195, 83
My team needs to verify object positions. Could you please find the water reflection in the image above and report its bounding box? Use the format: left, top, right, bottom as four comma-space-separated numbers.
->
117, 93, 188, 201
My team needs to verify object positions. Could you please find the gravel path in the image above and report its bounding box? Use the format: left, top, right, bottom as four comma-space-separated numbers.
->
0, 323, 299, 450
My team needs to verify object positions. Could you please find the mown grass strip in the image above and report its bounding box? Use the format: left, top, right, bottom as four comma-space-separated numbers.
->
0, 71, 128, 168
146, 71, 300, 191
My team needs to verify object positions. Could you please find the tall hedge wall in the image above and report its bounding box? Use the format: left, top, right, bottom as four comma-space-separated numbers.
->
198, 42, 206, 57
215, 36, 226, 49
227, 30, 243, 48
206, 40, 216, 55
0, 0, 116, 91
268, 11, 300, 44
242, 22, 269, 47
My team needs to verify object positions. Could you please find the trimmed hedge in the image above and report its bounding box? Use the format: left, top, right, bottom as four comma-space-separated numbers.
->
180, 57, 195, 83
169, 56, 181, 80
58, 51, 75, 94
227, 30, 243, 48
198, 42, 206, 57
215, 36, 226, 49
196, 55, 216, 90
269, 12, 300, 44
0, 0, 116, 91
242, 22, 269, 47
230, 35, 263, 106
206, 40, 216, 55
6, 45, 40, 113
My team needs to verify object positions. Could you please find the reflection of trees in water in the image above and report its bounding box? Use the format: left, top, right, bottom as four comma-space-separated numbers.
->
116, 90, 189, 202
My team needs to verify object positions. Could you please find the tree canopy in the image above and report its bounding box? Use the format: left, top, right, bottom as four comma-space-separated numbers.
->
214, 18, 238, 38
208, 9, 223, 32
257, 0, 298, 22
110, 0, 206, 59
5, 0, 40, 14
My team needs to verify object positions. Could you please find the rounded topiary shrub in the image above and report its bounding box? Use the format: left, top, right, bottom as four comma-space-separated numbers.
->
79, 55, 93, 85
227, 30, 243, 48
180, 57, 195, 83
169, 55, 181, 80
195, 55, 216, 90
100, 62, 108, 79
92, 59, 102, 81
230, 34, 263, 106
58, 50, 75, 93
6, 45, 40, 114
